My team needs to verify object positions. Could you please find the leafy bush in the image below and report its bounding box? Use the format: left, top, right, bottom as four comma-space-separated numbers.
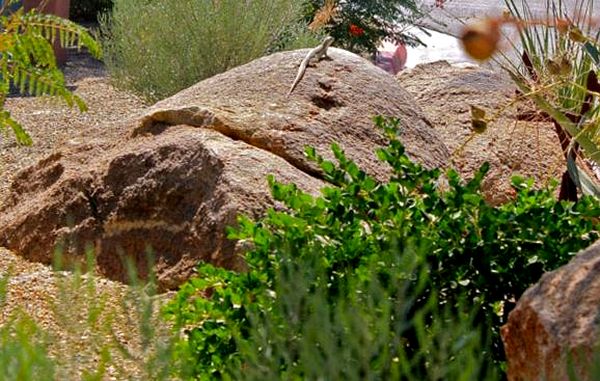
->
304, 0, 426, 55
100, 0, 319, 102
0, 2, 101, 144
165, 117, 600, 378
70, 0, 113, 22
167, 243, 495, 380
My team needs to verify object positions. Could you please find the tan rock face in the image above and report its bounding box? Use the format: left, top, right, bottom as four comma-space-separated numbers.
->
398, 61, 564, 204
0, 129, 326, 290
0, 48, 449, 289
136, 47, 449, 177
501, 240, 600, 381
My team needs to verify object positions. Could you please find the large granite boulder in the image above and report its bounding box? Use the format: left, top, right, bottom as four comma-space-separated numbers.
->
136, 47, 448, 177
501, 240, 600, 381
0, 48, 449, 289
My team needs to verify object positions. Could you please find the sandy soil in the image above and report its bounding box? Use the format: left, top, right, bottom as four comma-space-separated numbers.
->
0, 50, 175, 380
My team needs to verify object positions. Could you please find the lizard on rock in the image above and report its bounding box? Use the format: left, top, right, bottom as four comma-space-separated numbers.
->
288, 36, 334, 96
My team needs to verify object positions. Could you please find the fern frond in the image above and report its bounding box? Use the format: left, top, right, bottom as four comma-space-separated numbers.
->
20, 12, 102, 59
0, 110, 31, 145
9, 62, 68, 99
12, 32, 57, 68
0, 7, 101, 144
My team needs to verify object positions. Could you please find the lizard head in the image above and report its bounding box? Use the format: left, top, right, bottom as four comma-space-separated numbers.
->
323, 36, 335, 46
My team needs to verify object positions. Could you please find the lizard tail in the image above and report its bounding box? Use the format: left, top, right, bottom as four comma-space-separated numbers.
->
288, 63, 308, 96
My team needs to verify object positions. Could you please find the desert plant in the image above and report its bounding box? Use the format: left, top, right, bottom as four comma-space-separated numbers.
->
0, 313, 55, 381
49, 252, 178, 380
230, 251, 495, 381
0, 255, 180, 380
304, 0, 426, 55
460, 0, 600, 199
100, 0, 319, 102
165, 116, 600, 378
0, 0, 101, 145
504, 0, 600, 200
0, 273, 55, 381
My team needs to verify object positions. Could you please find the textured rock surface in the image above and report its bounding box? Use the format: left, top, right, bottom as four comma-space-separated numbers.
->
0, 129, 326, 290
0, 48, 449, 289
136, 47, 449, 178
398, 61, 564, 204
501, 240, 600, 381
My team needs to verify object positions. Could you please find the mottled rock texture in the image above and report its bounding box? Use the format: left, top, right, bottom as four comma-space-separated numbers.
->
0, 48, 449, 289
501, 240, 600, 381
398, 61, 564, 204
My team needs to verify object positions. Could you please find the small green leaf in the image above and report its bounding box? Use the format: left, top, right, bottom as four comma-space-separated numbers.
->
584, 42, 600, 66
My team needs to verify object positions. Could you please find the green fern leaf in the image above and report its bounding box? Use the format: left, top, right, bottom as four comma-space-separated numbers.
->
0, 111, 31, 145
0, 7, 102, 144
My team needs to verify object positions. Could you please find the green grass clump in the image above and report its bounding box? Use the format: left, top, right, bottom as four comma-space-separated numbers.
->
0, 277, 55, 381
100, 0, 319, 102
0, 256, 178, 380
164, 116, 600, 379
0, 316, 55, 381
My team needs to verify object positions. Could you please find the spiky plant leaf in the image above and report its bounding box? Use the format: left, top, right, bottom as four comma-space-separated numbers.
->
490, 0, 600, 196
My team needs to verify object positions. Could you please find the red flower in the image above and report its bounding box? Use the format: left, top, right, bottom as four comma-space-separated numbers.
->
349, 24, 365, 37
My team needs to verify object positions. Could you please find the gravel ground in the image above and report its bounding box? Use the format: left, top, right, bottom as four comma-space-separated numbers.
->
0, 50, 147, 201
0, 50, 176, 379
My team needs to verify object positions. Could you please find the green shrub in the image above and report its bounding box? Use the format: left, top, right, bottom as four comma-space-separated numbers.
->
167, 247, 495, 380
100, 0, 319, 102
164, 116, 600, 378
70, 0, 113, 22
228, 250, 495, 381
303, 0, 425, 55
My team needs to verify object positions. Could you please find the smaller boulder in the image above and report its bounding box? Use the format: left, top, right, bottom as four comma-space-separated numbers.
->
398, 61, 564, 204
501, 240, 600, 381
